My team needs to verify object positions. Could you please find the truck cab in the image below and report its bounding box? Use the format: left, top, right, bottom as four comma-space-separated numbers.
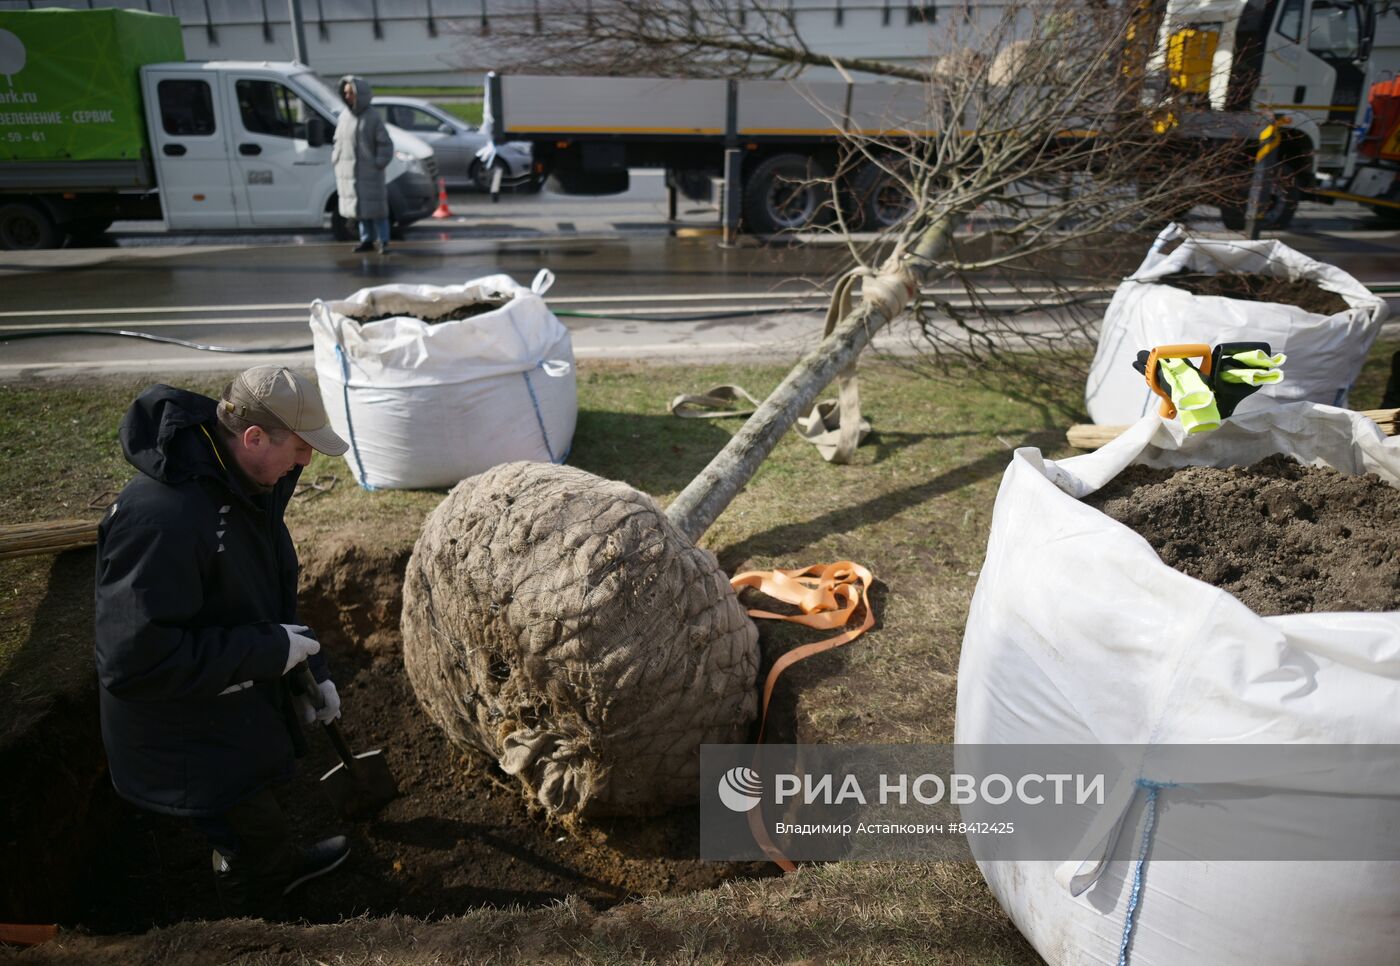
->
140, 61, 437, 235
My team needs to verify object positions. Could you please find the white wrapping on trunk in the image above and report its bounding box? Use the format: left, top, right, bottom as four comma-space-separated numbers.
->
956, 403, 1400, 966
1085, 226, 1388, 424
310, 270, 577, 489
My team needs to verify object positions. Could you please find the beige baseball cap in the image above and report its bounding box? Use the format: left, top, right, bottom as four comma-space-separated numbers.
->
219, 366, 349, 457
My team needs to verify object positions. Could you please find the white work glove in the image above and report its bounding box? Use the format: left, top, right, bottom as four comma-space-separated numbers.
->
280, 624, 320, 674
296, 678, 342, 725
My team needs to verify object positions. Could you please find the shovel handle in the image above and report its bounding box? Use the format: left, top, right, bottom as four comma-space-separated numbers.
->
293, 664, 360, 777
322, 721, 360, 776
295, 663, 326, 709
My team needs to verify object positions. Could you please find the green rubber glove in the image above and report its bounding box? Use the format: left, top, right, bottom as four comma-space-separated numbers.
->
1159, 357, 1221, 433
1229, 349, 1287, 369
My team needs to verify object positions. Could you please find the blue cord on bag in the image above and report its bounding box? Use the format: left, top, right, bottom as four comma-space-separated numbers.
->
521, 364, 567, 464
1117, 779, 1178, 966
336, 344, 377, 491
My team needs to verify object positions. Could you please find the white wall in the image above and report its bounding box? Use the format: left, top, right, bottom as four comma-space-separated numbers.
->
0, 0, 1026, 85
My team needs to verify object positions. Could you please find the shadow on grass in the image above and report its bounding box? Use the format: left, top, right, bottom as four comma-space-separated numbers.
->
0, 547, 108, 923
567, 409, 736, 496
716, 428, 1066, 570
865, 427, 999, 465
0, 548, 97, 747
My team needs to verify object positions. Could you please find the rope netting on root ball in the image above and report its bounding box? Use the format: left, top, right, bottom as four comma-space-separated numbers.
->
402, 462, 759, 817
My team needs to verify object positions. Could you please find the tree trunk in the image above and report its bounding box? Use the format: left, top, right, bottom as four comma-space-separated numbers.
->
665, 214, 958, 543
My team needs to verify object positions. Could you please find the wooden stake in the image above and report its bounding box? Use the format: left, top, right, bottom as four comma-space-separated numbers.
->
1067, 409, 1400, 450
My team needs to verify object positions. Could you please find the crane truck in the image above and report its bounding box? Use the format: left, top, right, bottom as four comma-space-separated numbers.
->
1141, 0, 1400, 227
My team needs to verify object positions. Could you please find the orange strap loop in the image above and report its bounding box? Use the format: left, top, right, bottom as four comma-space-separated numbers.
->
731, 561, 876, 873
732, 561, 876, 743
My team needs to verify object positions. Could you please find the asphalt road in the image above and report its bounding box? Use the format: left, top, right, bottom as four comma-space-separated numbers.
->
1, 171, 1397, 380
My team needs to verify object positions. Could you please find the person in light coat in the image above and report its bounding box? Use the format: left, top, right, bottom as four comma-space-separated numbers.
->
333, 75, 394, 254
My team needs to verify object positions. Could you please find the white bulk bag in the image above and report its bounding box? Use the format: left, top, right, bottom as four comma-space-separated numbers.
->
956, 404, 1400, 966
1085, 225, 1388, 424
310, 270, 576, 489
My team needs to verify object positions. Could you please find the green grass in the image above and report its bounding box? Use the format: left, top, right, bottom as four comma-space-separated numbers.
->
370, 86, 484, 125
439, 101, 485, 126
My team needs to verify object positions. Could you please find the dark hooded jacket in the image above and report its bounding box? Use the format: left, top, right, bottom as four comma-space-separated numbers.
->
332, 74, 393, 221
94, 386, 327, 817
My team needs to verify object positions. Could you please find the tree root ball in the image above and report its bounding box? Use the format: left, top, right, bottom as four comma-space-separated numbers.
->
401, 462, 760, 818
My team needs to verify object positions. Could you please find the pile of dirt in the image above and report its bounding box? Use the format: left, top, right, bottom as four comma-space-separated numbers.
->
20, 537, 767, 934
350, 300, 510, 325
1159, 272, 1349, 316
1085, 454, 1399, 615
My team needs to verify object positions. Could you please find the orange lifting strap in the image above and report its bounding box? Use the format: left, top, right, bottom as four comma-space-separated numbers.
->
730, 561, 876, 873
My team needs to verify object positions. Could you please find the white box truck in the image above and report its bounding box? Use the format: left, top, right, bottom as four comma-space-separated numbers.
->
0, 7, 438, 249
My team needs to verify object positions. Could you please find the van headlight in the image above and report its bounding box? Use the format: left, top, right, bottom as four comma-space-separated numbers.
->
394, 150, 426, 175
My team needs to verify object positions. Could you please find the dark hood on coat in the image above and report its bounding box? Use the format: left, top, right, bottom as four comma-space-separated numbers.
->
339, 74, 374, 117
119, 385, 225, 487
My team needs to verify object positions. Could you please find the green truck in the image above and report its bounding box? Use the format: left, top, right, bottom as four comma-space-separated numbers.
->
0, 8, 437, 249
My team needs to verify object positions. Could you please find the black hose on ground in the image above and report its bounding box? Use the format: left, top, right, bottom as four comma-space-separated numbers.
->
0, 328, 315, 352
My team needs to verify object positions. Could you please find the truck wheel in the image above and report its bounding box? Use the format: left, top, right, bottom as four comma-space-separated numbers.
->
0, 202, 61, 251
742, 154, 833, 234
1219, 156, 1303, 231
849, 160, 917, 230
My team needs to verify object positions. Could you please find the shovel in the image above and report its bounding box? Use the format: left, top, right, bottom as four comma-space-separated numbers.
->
295, 664, 399, 819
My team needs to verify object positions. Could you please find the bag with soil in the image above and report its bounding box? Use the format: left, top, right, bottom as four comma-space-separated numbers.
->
956, 403, 1400, 965
401, 461, 759, 818
309, 270, 576, 489
1085, 224, 1388, 424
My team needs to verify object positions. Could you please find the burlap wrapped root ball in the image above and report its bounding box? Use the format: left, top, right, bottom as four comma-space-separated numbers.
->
402, 461, 760, 818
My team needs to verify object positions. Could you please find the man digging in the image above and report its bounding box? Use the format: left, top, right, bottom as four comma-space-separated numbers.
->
94, 366, 352, 916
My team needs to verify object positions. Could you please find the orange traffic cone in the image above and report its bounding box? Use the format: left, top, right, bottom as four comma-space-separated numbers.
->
431, 178, 452, 219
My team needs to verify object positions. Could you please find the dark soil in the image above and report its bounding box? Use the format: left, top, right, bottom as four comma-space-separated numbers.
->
43, 534, 768, 933
350, 300, 510, 325
1160, 272, 1350, 316
1085, 454, 1400, 616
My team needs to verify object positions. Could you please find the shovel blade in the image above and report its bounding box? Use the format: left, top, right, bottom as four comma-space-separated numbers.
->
319, 748, 398, 819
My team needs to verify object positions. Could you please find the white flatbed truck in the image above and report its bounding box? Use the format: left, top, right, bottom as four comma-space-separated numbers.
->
484, 72, 935, 239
